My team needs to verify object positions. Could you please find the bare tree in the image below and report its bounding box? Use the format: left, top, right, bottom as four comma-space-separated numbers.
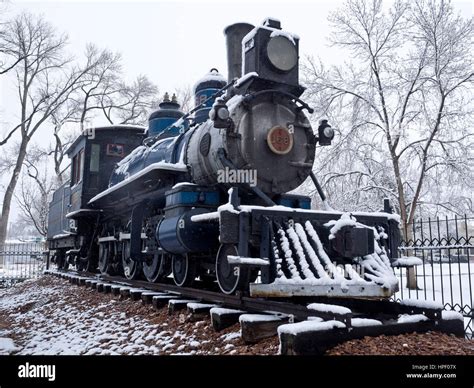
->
32, 46, 157, 190
0, 13, 112, 243
0, 3, 22, 75
61, 46, 159, 127
7, 218, 39, 240
303, 0, 473, 239
174, 85, 193, 112
32, 46, 121, 186
15, 159, 54, 237
100, 74, 159, 125
48, 104, 76, 185
72, 44, 122, 126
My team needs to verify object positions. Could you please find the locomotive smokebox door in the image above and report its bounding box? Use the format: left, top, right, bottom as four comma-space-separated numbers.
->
266, 125, 294, 155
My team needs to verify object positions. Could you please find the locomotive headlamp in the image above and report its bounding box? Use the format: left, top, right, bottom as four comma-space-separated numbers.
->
318, 119, 335, 146
266, 36, 298, 72
240, 19, 301, 94
211, 99, 232, 128
217, 106, 230, 120
323, 126, 334, 139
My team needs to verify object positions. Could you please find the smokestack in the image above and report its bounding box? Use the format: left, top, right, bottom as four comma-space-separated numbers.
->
224, 23, 254, 83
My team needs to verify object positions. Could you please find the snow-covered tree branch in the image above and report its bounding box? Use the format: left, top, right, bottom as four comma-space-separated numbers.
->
303, 0, 473, 239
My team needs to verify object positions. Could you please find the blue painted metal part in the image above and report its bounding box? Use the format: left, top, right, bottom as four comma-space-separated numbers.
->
157, 186, 220, 254
157, 208, 220, 254
193, 69, 226, 124
275, 194, 312, 209
165, 185, 220, 209
148, 93, 187, 138
108, 126, 195, 189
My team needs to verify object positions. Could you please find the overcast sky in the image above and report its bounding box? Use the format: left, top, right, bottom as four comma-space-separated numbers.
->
2, 0, 472, 123
0, 0, 472, 227
3, 0, 348, 92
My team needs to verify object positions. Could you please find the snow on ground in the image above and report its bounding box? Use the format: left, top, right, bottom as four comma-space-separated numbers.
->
395, 263, 473, 307
394, 262, 473, 334
0, 276, 279, 355
0, 262, 44, 279
220, 331, 241, 342
0, 337, 21, 355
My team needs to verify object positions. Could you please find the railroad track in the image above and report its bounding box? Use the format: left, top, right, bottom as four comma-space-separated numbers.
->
44, 269, 466, 355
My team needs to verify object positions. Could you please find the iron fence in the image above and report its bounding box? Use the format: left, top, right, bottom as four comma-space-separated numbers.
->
0, 242, 48, 288
394, 215, 474, 338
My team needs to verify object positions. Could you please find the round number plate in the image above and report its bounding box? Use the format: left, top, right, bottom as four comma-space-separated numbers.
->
267, 125, 294, 155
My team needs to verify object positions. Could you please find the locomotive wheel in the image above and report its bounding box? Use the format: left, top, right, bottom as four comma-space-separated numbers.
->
98, 242, 115, 275
56, 250, 69, 270
143, 252, 171, 282
172, 254, 197, 287
61, 259, 69, 270
76, 256, 87, 272
216, 244, 250, 295
122, 240, 141, 280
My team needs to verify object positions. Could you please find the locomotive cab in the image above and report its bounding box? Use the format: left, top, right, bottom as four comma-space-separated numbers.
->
47, 125, 146, 269
66, 125, 145, 216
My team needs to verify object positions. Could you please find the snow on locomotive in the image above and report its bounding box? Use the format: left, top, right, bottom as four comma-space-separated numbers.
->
47, 18, 401, 297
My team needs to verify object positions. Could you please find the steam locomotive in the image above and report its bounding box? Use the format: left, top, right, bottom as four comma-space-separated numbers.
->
47, 18, 401, 298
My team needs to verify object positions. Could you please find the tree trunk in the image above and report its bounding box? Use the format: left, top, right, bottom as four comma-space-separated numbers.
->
55, 165, 64, 186
406, 267, 418, 290
389, 148, 418, 290
0, 138, 29, 244
403, 225, 419, 290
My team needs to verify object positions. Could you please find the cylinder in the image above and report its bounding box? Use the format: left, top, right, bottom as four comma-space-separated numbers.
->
224, 23, 254, 83
157, 208, 219, 254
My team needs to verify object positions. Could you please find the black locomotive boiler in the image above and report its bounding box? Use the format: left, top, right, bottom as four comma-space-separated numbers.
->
47, 18, 401, 298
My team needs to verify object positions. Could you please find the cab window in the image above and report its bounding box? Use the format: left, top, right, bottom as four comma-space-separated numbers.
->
89, 144, 100, 172
72, 148, 84, 185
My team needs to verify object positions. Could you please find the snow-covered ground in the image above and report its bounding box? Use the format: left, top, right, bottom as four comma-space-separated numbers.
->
0, 276, 278, 355
394, 262, 473, 336
395, 263, 473, 308
0, 262, 44, 279
0, 243, 45, 280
